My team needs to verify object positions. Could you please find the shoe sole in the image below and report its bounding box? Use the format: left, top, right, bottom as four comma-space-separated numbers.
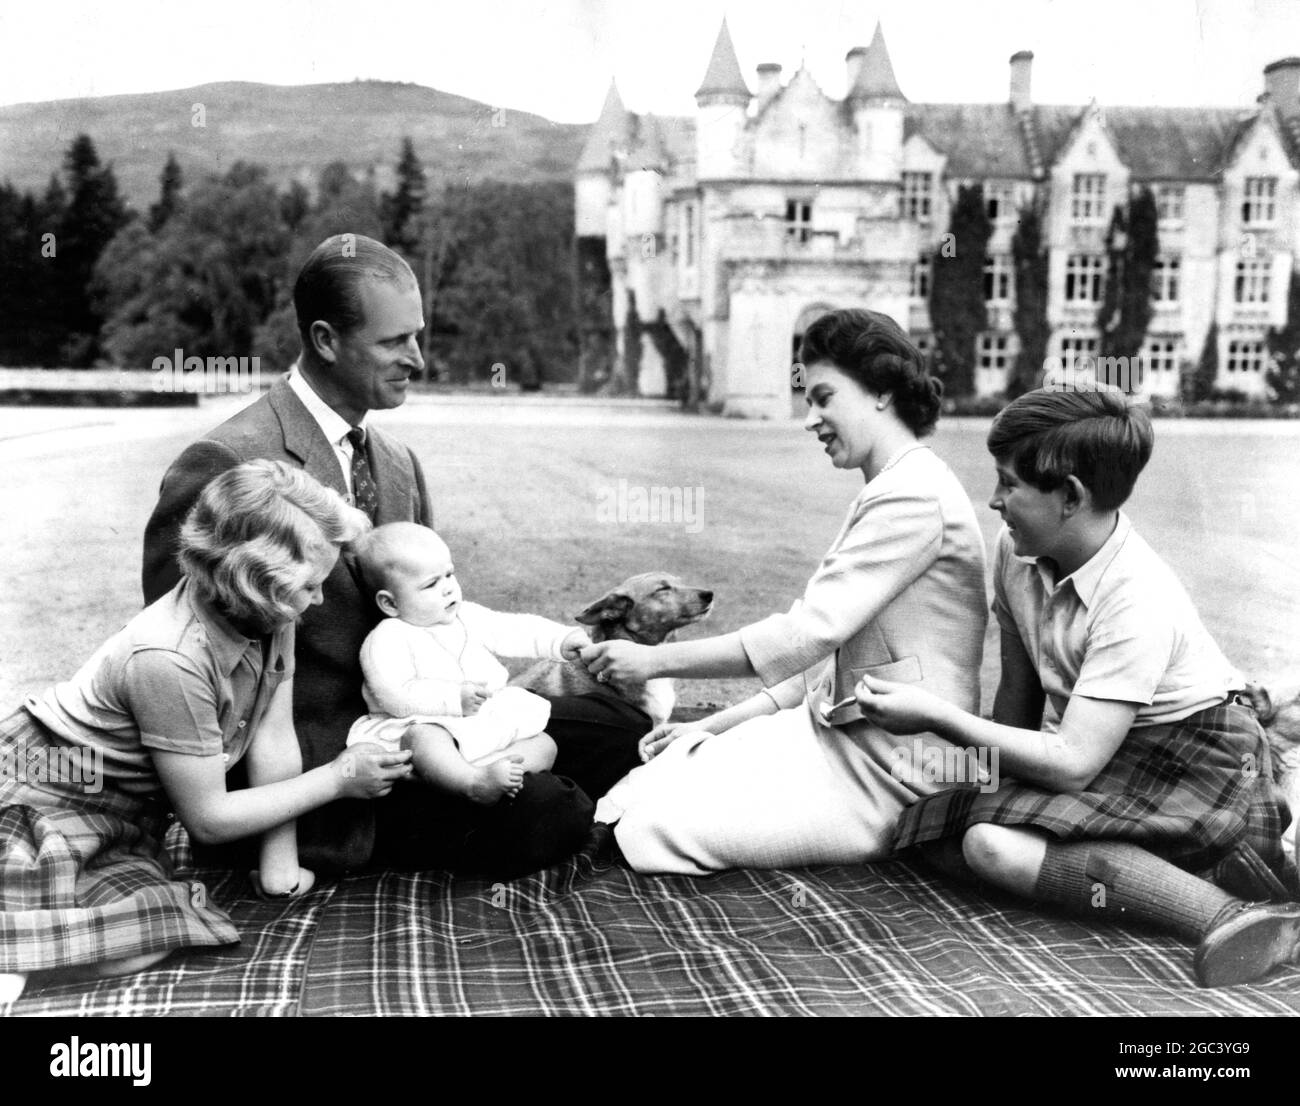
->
1194, 908, 1300, 988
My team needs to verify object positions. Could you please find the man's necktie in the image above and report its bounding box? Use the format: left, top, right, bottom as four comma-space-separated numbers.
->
346, 427, 378, 521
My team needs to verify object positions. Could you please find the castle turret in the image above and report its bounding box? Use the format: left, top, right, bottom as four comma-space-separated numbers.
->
694, 18, 751, 180
846, 23, 906, 181
576, 80, 630, 237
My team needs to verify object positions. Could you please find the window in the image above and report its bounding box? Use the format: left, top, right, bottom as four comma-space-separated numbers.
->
913, 334, 933, 366
1151, 257, 1181, 304
1059, 335, 1099, 369
983, 255, 1013, 304
901, 172, 933, 220
1226, 339, 1266, 374
1071, 173, 1107, 223
1139, 338, 1179, 388
1156, 184, 1185, 223
977, 333, 1014, 372
911, 254, 932, 298
683, 203, 696, 266
1242, 177, 1277, 226
985, 182, 1016, 224
1065, 255, 1105, 302
785, 199, 812, 244
1234, 259, 1271, 305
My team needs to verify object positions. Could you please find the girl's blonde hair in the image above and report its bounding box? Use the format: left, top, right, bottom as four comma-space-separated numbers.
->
178, 459, 371, 627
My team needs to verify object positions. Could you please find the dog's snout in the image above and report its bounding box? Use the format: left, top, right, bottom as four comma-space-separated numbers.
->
699, 590, 714, 605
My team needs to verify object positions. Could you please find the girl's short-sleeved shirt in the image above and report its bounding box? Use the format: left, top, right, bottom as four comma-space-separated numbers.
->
24, 578, 295, 794
993, 512, 1237, 732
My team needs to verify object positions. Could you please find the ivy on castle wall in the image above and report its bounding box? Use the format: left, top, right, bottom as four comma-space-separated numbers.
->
1010, 195, 1050, 398
929, 183, 990, 399
1266, 274, 1300, 403
1096, 185, 1158, 379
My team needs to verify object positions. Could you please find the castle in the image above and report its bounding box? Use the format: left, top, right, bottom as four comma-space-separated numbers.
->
575, 20, 1300, 416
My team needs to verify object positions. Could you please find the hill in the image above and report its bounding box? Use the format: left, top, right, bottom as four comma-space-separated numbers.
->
0, 80, 589, 207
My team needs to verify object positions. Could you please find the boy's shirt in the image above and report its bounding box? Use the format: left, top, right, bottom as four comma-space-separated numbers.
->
993, 512, 1239, 733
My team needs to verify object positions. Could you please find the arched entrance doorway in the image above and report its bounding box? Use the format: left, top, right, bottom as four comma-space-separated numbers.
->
791, 303, 836, 417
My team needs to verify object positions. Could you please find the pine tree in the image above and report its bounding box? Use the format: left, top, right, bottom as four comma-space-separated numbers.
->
1188, 322, 1219, 402
148, 152, 183, 233
1266, 271, 1300, 403
380, 138, 427, 259
57, 134, 131, 364
929, 183, 990, 399
1009, 196, 1050, 397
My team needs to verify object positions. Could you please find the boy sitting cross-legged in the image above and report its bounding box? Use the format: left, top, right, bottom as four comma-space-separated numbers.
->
857, 384, 1298, 988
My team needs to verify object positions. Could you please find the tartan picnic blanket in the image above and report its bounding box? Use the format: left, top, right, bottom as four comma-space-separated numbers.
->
8, 823, 1300, 1017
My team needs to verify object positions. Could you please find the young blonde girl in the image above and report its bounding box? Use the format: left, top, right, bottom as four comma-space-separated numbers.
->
0, 461, 411, 1007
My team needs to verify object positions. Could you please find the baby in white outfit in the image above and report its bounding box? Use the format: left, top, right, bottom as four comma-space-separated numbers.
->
347, 523, 590, 803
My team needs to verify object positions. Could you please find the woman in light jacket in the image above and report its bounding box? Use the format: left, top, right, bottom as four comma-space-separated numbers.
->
581, 308, 989, 874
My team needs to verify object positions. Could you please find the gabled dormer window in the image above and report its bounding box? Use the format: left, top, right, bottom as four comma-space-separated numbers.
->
901, 173, 933, 220
785, 199, 812, 244
1071, 173, 1106, 223
985, 182, 1016, 225
1242, 177, 1277, 226
1156, 184, 1185, 224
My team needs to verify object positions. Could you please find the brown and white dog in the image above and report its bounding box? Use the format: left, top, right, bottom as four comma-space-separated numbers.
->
1243, 680, 1300, 861
512, 572, 713, 726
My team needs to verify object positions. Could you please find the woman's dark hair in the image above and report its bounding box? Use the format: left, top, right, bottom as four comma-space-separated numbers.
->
798, 308, 943, 436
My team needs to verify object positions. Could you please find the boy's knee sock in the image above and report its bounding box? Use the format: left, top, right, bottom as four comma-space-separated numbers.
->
1033, 840, 1236, 941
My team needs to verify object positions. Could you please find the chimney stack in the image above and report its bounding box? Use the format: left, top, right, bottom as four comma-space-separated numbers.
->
756, 63, 782, 106
1009, 50, 1033, 113
1264, 57, 1300, 118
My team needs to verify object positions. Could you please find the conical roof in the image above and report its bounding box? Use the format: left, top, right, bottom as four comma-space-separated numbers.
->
695, 18, 751, 101
577, 80, 631, 173
849, 23, 906, 102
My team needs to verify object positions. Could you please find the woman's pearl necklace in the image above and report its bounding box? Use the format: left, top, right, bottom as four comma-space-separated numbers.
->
878, 443, 929, 476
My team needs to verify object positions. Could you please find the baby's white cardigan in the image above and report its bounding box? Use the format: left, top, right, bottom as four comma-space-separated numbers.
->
359, 603, 572, 718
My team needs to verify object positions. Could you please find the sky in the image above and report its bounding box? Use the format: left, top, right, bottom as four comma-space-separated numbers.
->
1, 0, 1299, 123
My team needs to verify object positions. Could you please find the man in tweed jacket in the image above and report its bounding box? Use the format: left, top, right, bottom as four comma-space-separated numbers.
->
142, 234, 594, 875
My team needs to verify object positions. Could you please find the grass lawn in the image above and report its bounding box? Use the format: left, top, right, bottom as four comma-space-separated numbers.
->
2, 399, 1298, 714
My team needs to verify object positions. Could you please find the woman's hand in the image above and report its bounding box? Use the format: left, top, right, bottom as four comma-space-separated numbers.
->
332, 743, 414, 799
560, 629, 592, 664
638, 721, 702, 762
854, 674, 951, 735
580, 640, 658, 687
460, 682, 489, 715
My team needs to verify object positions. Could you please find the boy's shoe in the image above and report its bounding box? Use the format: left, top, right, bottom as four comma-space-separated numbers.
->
1193, 901, 1300, 987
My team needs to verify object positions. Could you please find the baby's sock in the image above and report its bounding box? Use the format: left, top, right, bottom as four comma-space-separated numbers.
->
1034, 840, 1236, 940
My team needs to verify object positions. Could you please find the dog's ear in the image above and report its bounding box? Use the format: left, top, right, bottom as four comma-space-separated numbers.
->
1242, 681, 1277, 724
575, 590, 633, 626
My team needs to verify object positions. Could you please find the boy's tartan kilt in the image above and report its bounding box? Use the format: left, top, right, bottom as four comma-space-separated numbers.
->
894, 699, 1292, 880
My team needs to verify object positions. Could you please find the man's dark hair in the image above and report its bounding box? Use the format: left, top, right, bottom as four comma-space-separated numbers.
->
987, 385, 1154, 510
293, 234, 416, 348
798, 308, 944, 436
